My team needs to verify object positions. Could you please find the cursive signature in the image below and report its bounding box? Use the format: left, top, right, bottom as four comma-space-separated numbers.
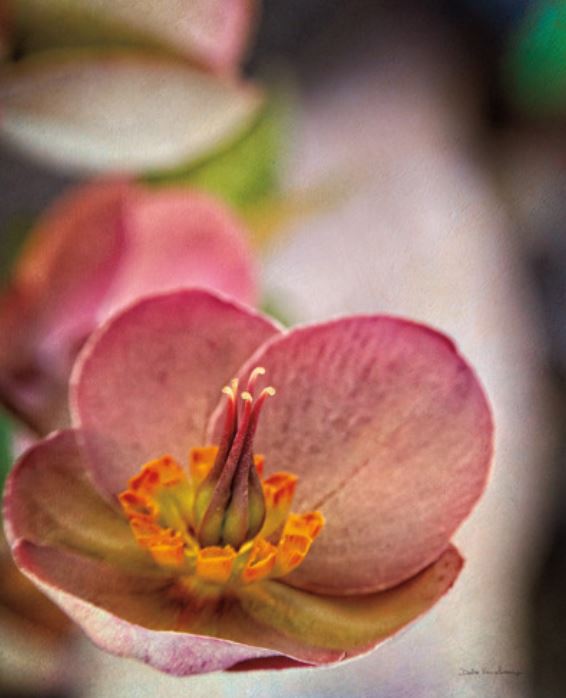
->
459, 666, 524, 677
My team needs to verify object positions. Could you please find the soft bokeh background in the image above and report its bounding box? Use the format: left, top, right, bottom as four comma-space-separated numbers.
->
2, 2, 566, 697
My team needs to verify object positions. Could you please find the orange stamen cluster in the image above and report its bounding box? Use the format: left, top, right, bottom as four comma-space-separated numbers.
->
118, 368, 324, 589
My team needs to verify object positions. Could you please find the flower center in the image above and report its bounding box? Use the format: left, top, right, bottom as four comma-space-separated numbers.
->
118, 368, 324, 588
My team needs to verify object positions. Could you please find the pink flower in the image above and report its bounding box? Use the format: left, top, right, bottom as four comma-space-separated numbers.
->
4, 289, 493, 675
0, 182, 258, 434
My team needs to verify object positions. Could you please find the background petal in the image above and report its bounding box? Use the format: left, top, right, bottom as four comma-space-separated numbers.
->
10, 0, 257, 73
0, 181, 127, 431
98, 189, 258, 318
211, 317, 492, 594
16, 180, 129, 362
0, 50, 262, 173
72, 290, 281, 497
3, 429, 147, 568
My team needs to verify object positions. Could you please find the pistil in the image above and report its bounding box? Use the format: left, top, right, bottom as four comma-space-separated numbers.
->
118, 368, 325, 589
195, 370, 275, 548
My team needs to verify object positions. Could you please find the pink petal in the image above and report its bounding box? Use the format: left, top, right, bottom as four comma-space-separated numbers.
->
11, 539, 463, 674
72, 290, 281, 497
0, 181, 129, 431
17, 180, 129, 363
98, 188, 258, 319
209, 317, 493, 594
3, 430, 148, 568
236, 546, 463, 663
12, 541, 274, 675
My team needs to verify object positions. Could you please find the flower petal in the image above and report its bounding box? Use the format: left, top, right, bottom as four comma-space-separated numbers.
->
0, 181, 127, 431
0, 50, 262, 173
16, 180, 129, 358
211, 317, 492, 594
98, 189, 258, 318
237, 546, 463, 662
72, 290, 281, 497
12, 538, 462, 673
3, 429, 149, 569
12, 541, 274, 675
11, 0, 256, 73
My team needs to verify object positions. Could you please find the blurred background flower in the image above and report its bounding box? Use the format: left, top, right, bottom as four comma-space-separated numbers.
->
9, 0, 255, 73
0, 528, 76, 698
0, 180, 258, 434
0, 1, 263, 175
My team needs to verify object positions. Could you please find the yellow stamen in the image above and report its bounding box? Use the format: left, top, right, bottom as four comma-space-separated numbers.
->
275, 534, 312, 576
285, 511, 325, 539
118, 491, 157, 518
147, 532, 185, 568
253, 454, 264, 478
263, 472, 298, 509
260, 472, 298, 538
128, 455, 184, 496
242, 539, 277, 584
196, 546, 236, 584
189, 446, 218, 484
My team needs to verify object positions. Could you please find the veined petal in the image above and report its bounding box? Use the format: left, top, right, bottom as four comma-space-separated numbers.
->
3, 429, 150, 569
0, 50, 263, 174
237, 546, 463, 660
11, 539, 462, 673
72, 290, 281, 497
12, 541, 274, 675
210, 317, 492, 594
98, 189, 258, 318
10, 0, 257, 73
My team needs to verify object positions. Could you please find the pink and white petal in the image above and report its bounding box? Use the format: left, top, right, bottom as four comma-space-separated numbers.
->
12, 541, 275, 675
98, 189, 258, 319
11, 1, 256, 73
0, 50, 262, 174
72, 290, 281, 497
236, 546, 463, 663
10, 540, 462, 673
211, 317, 492, 594
3, 429, 148, 569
